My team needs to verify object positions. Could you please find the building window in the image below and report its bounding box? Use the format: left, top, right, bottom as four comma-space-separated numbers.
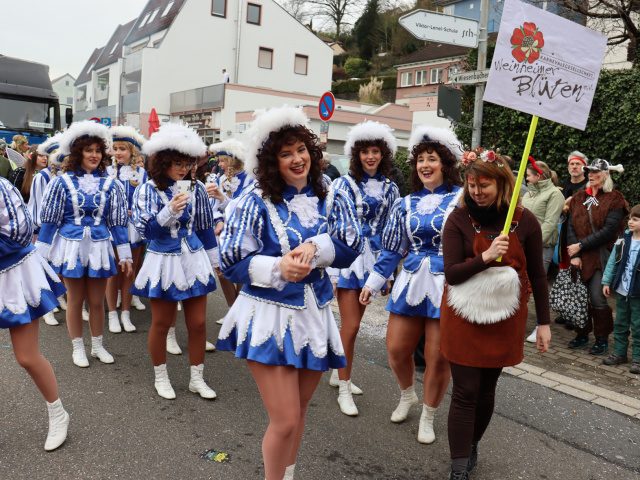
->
162, 1, 175, 17
430, 67, 443, 84
247, 3, 261, 25
294, 54, 308, 75
400, 71, 412, 87
212, 0, 227, 17
258, 47, 273, 69
139, 12, 151, 28
415, 70, 428, 85
443, 5, 454, 15
65, 80, 70, 86
66, 97, 73, 104
109, 42, 119, 56
148, 7, 160, 24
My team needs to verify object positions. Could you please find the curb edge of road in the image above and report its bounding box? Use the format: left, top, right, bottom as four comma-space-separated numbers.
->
506, 362, 640, 420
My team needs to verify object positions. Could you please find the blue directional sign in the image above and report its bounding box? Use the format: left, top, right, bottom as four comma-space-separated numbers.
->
319, 92, 336, 121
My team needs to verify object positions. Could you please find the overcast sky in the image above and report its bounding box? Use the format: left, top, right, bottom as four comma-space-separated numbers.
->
3, 0, 149, 80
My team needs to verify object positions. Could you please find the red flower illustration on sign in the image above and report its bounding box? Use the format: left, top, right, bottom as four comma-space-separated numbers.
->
511, 22, 544, 64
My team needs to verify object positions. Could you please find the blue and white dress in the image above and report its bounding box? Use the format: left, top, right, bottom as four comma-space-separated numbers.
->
328, 172, 399, 289
210, 170, 254, 228
107, 164, 148, 248
36, 169, 132, 278
27, 166, 55, 234
131, 179, 218, 301
364, 184, 463, 318
0, 178, 66, 327
216, 184, 363, 370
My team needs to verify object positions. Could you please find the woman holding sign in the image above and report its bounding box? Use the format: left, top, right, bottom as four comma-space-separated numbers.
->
440, 150, 551, 479
131, 123, 218, 400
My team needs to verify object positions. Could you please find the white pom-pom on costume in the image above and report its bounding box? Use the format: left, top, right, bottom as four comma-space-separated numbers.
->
446, 267, 520, 324
210, 139, 245, 161
343, 120, 397, 158
59, 120, 111, 155
110, 125, 146, 149
244, 105, 311, 179
38, 132, 66, 155
142, 123, 207, 158
408, 125, 464, 162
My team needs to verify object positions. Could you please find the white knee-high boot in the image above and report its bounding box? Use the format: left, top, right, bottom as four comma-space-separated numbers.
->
189, 364, 216, 399
390, 384, 419, 423
154, 364, 176, 399
44, 398, 69, 451
90, 335, 114, 364
283, 463, 295, 480
337, 380, 358, 416
71, 337, 89, 367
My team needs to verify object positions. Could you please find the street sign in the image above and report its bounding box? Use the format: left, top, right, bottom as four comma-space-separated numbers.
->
319, 132, 328, 143
101, 117, 112, 127
90, 117, 100, 123
450, 69, 490, 85
319, 92, 335, 121
437, 86, 462, 122
399, 10, 479, 48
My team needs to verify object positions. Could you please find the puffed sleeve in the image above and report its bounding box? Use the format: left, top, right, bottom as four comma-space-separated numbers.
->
36, 176, 66, 258
220, 193, 287, 289
302, 188, 363, 270
132, 183, 180, 240
0, 178, 33, 253
365, 197, 407, 294
106, 179, 132, 263
27, 171, 48, 231
194, 182, 219, 268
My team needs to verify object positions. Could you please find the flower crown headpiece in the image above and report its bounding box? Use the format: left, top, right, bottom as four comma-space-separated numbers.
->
461, 146, 502, 168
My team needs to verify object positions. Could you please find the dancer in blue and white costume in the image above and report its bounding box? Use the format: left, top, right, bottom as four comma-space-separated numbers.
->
0, 177, 70, 451
29, 133, 68, 326
37, 121, 132, 368
131, 123, 218, 401
105, 126, 148, 334
360, 126, 464, 444
216, 106, 363, 480
208, 139, 253, 317
327, 120, 399, 416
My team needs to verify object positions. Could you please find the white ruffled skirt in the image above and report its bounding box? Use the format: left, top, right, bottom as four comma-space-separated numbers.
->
336, 239, 378, 290
49, 232, 117, 278
216, 285, 347, 371
131, 239, 216, 301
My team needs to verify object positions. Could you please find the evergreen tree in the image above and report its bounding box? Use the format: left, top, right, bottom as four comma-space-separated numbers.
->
353, 0, 379, 60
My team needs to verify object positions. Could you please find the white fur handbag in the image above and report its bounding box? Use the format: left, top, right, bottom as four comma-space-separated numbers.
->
447, 266, 521, 324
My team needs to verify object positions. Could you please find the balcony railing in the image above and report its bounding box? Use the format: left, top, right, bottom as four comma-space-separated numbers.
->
122, 91, 141, 114
170, 84, 225, 114
124, 50, 143, 74
74, 105, 116, 122
95, 86, 109, 102
75, 100, 88, 112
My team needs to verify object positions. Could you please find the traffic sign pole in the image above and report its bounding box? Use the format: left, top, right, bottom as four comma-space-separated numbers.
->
471, 0, 489, 149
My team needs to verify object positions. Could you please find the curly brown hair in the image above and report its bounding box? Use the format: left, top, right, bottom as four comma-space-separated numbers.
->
148, 150, 196, 191
348, 139, 393, 184
62, 136, 110, 174
408, 142, 462, 193
255, 126, 326, 204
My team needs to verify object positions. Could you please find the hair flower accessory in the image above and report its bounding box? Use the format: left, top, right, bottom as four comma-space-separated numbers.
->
461, 146, 500, 167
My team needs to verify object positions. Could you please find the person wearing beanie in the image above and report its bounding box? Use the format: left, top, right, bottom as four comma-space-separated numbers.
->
105, 126, 149, 334
36, 120, 133, 368
216, 106, 363, 480
326, 120, 400, 416
131, 123, 219, 401
0, 177, 69, 451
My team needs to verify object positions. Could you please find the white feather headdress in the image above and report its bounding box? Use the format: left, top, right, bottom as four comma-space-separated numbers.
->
49, 150, 66, 166
59, 120, 111, 155
408, 126, 464, 162
142, 123, 206, 158
110, 125, 146, 149
38, 131, 65, 154
210, 139, 245, 162
244, 105, 311, 179
343, 121, 397, 157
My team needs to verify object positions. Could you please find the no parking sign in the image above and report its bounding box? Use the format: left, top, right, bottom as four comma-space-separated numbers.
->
319, 92, 335, 121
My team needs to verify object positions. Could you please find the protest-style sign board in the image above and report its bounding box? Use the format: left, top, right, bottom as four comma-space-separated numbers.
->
482, 0, 607, 259
484, 0, 607, 131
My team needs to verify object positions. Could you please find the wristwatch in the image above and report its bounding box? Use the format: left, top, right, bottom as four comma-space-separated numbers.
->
578, 242, 583, 249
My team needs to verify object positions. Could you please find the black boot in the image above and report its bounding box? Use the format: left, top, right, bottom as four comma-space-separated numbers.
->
589, 337, 609, 355
568, 334, 589, 349
467, 442, 478, 472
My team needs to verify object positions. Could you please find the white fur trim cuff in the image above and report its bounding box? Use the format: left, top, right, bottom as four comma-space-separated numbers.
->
364, 270, 387, 296
116, 244, 133, 264
157, 204, 181, 227
207, 248, 220, 269
249, 255, 286, 290
304, 233, 334, 267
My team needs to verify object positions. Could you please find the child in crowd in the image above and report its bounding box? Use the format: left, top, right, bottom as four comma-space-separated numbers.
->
602, 204, 640, 374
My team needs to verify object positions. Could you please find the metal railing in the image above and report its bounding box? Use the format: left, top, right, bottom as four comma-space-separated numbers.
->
170, 84, 224, 114
74, 105, 116, 122
122, 91, 141, 114
124, 50, 143, 73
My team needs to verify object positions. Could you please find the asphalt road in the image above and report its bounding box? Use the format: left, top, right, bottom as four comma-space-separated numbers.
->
0, 288, 639, 480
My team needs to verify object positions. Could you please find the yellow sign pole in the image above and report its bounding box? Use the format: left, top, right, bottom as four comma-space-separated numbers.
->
497, 114, 539, 262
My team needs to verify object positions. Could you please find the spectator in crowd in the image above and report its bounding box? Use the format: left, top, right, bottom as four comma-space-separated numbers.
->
9, 146, 49, 203
388, 162, 408, 197
0, 139, 14, 179
522, 159, 565, 342
601, 204, 640, 374
10, 134, 30, 161
501, 155, 529, 196
322, 152, 341, 181
566, 158, 628, 355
